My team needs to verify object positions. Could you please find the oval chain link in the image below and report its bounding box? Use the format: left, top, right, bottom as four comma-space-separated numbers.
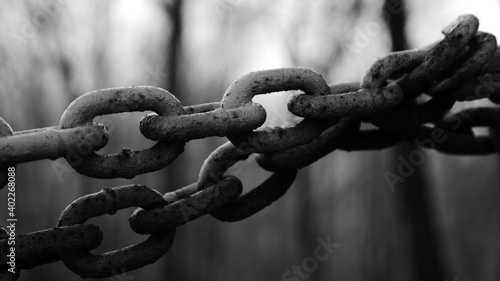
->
221, 67, 331, 153
59, 86, 185, 179
57, 185, 175, 278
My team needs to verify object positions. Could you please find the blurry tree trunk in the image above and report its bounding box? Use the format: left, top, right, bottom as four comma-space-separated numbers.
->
161, 1, 186, 279
160, 2, 222, 280
385, 0, 446, 279
284, 3, 363, 280
294, 169, 320, 280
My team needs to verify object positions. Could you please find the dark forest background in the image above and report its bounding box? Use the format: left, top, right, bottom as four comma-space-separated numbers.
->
1, 0, 500, 280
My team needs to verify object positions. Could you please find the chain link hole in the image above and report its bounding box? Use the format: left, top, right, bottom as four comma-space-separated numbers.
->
94, 112, 157, 153
253, 91, 304, 128
85, 214, 145, 252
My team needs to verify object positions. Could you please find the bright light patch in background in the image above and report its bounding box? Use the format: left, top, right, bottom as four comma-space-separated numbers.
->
407, 0, 500, 47
114, 0, 151, 26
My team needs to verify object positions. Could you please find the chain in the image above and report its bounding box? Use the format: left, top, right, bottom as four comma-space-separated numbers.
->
1, 14, 500, 279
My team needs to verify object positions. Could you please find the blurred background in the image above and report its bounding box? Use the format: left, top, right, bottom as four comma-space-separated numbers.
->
1, 0, 500, 280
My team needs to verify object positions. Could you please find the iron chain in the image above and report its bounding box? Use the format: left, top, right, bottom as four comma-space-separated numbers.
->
1, 14, 500, 279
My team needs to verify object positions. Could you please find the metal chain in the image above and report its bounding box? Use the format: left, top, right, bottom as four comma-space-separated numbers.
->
1, 14, 500, 279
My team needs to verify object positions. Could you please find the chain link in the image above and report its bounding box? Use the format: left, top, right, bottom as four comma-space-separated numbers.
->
140, 102, 266, 141
56, 185, 176, 278
0, 124, 108, 166
1, 14, 500, 279
59, 86, 186, 179
221, 67, 332, 153
0, 118, 14, 188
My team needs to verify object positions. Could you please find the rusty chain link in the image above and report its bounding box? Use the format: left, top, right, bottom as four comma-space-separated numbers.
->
1, 14, 500, 279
